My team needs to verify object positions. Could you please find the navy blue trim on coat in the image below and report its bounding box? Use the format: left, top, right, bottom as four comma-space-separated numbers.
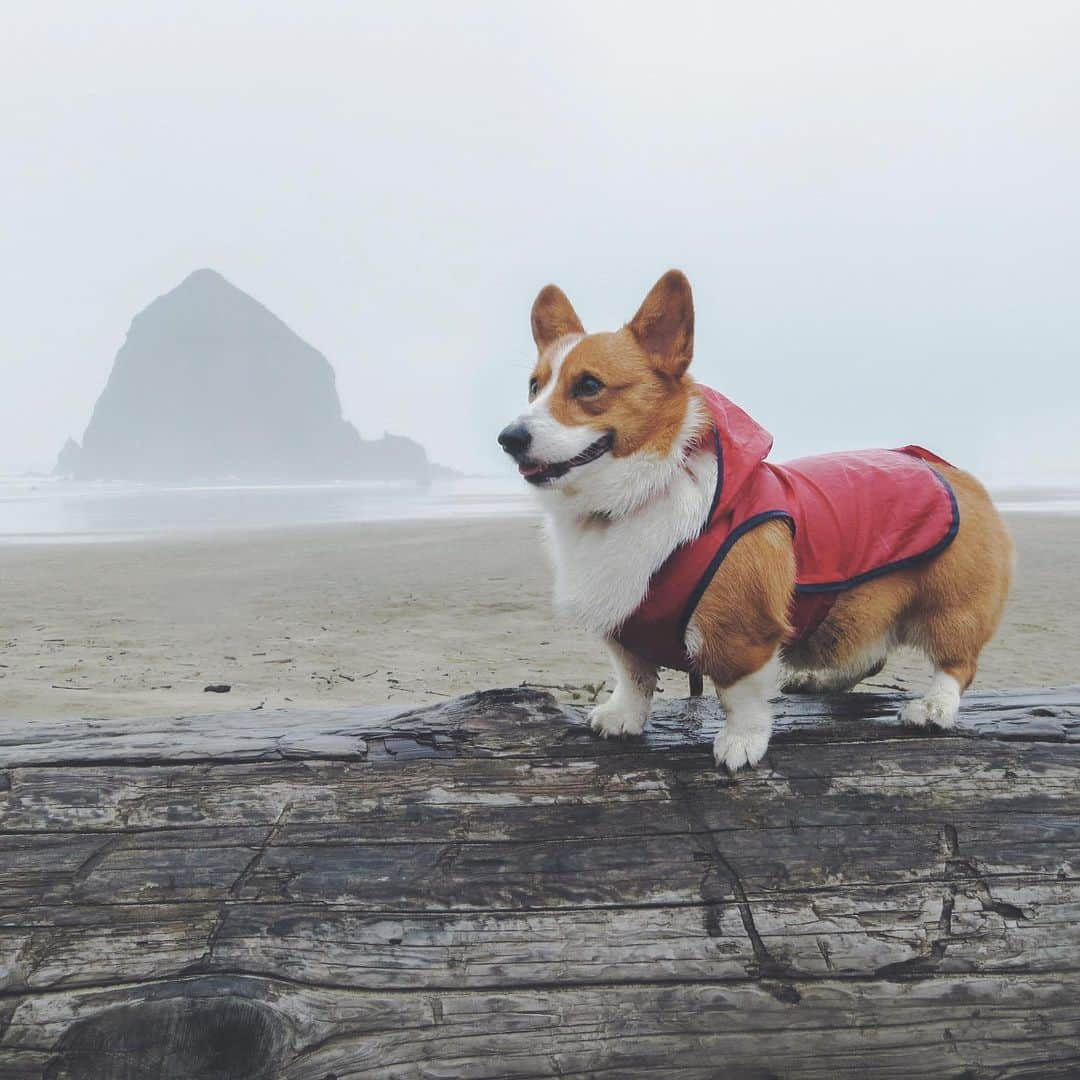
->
793, 466, 961, 595
676, 510, 796, 645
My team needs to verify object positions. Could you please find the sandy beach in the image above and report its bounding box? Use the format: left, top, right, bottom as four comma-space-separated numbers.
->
1, 512, 1076, 721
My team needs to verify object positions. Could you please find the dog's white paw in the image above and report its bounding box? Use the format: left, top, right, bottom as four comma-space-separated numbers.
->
589, 698, 648, 738
899, 692, 958, 729
713, 726, 770, 771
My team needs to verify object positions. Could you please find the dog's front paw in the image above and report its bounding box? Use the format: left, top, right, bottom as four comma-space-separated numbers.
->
589, 698, 648, 738
713, 726, 770, 771
899, 693, 958, 729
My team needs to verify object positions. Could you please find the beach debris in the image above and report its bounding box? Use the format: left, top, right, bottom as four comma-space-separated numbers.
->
518, 680, 607, 703
204, 684, 231, 693
51, 684, 92, 691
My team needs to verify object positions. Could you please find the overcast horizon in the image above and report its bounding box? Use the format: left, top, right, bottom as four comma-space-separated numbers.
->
4, 2, 1079, 485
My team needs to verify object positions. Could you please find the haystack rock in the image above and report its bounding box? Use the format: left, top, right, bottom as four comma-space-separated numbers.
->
56, 269, 445, 482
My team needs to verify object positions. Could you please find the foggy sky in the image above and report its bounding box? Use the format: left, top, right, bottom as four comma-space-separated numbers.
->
4, 2, 1079, 483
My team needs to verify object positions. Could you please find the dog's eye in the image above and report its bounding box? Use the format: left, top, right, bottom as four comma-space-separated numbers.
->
528, 377, 539, 399
573, 374, 604, 398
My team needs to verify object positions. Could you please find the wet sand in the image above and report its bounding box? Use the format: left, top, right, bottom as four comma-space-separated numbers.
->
1, 513, 1076, 720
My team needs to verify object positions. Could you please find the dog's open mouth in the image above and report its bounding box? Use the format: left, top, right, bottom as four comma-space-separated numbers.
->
519, 433, 614, 485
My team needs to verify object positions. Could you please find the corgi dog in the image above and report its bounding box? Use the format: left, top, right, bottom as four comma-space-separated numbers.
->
498, 270, 1013, 770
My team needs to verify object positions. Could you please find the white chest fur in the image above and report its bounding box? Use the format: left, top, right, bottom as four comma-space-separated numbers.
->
540, 444, 718, 638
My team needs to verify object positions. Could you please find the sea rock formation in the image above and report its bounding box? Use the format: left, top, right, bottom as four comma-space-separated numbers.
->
54, 437, 83, 477
56, 269, 444, 482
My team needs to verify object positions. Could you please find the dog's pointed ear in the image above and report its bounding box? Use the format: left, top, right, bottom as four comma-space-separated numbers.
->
627, 270, 694, 377
531, 285, 585, 351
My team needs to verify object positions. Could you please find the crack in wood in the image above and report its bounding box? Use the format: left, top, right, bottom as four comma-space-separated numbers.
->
11, 928, 55, 987
875, 822, 1036, 981
69, 834, 124, 888
943, 823, 1032, 923
816, 937, 835, 972
229, 802, 293, 899
670, 767, 801, 1002
6, 966, 1080, 1005
180, 905, 231, 977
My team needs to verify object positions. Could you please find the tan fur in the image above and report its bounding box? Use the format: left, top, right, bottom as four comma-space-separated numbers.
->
545, 333, 697, 458
526, 272, 703, 461
897, 464, 1013, 688
531, 285, 584, 349
626, 269, 695, 378
529, 350, 555, 398
692, 518, 795, 687
700, 464, 1013, 691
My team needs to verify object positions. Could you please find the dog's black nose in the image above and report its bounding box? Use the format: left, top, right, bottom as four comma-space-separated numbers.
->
498, 423, 532, 458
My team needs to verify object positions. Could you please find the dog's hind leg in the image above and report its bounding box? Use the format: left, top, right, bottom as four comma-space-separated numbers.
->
897, 464, 1013, 730
899, 665, 972, 729
898, 576, 990, 730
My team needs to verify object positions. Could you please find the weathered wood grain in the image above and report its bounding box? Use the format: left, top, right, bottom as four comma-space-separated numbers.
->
1, 686, 1079, 1078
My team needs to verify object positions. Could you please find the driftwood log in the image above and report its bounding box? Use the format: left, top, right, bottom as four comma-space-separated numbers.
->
2, 686, 1080, 1079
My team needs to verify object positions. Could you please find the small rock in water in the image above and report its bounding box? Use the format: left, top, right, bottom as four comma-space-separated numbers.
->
204, 684, 231, 693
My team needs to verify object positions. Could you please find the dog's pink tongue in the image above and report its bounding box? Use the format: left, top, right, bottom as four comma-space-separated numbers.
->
519, 462, 545, 477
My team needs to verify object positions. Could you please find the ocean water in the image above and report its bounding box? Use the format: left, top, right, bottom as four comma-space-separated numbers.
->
993, 487, 1080, 515
0, 474, 1076, 545
0, 474, 536, 544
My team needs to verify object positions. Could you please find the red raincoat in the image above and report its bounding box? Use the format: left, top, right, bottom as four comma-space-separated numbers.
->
614, 387, 959, 672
